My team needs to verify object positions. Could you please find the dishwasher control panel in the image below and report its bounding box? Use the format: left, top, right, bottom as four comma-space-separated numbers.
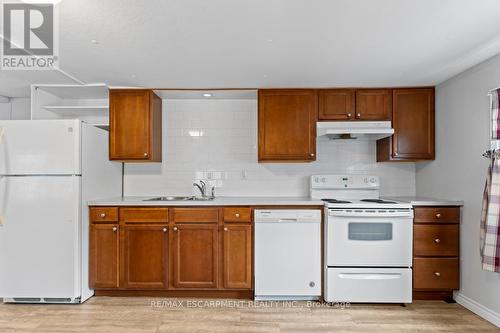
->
254, 209, 321, 222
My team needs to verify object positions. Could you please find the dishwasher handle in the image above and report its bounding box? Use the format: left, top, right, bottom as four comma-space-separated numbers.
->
278, 218, 298, 222
254, 209, 322, 223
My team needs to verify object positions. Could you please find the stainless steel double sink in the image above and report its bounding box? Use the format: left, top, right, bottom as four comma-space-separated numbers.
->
143, 196, 215, 202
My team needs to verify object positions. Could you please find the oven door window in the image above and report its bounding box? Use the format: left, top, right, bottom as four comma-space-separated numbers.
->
348, 223, 392, 241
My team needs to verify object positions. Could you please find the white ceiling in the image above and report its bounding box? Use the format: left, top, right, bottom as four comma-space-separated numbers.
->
2, 0, 500, 97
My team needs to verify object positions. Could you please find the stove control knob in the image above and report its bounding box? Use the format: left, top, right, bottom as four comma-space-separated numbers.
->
370, 178, 376, 183
321, 177, 326, 183
364, 178, 369, 183
314, 177, 320, 183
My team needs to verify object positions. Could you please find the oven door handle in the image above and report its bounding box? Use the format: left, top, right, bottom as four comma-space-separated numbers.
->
338, 273, 403, 280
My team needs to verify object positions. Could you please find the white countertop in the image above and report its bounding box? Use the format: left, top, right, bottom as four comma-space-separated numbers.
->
88, 196, 325, 207
384, 196, 463, 207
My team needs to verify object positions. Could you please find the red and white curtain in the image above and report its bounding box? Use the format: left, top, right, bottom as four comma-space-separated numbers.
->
480, 88, 500, 272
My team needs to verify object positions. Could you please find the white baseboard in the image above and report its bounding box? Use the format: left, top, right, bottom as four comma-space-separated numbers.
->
455, 292, 500, 327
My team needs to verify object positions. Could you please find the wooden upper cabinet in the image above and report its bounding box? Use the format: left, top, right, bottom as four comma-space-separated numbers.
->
123, 225, 169, 289
355, 89, 392, 121
258, 89, 317, 162
172, 224, 218, 289
109, 89, 162, 162
377, 88, 435, 161
318, 89, 355, 121
90, 224, 119, 289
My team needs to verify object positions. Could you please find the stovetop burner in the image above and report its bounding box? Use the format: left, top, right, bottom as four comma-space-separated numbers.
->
360, 199, 398, 204
322, 199, 352, 204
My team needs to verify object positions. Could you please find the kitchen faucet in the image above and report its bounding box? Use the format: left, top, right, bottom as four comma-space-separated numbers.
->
193, 180, 216, 199
193, 180, 207, 197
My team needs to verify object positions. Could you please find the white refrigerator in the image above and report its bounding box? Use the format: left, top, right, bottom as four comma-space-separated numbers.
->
0, 120, 122, 303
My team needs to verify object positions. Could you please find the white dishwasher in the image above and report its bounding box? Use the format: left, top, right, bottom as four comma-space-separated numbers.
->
254, 209, 321, 300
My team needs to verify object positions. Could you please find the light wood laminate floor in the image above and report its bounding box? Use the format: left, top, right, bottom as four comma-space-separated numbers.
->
0, 297, 497, 332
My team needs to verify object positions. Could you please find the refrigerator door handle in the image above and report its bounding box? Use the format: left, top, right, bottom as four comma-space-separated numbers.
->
0, 176, 6, 226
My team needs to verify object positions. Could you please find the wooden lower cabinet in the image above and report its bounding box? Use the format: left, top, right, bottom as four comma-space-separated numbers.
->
412, 206, 460, 301
90, 224, 120, 289
172, 224, 219, 289
223, 224, 252, 289
90, 206, 253, 294
123, 225, 168, 289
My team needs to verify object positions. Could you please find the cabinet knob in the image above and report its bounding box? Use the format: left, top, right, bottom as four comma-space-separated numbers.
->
356, 113, 361, 118
173, 227, 178, 231
235, 213, 240, 218
434, 238, 441, 243
144, 152, 149, 157
162, 227, 167, 232
112, 226, 117, 232
436, 213, 442, 218
99, 213, 106, 218
347, 113, 352, 118
224, 227, 228, 232
310, 153, 315, 157
434, 271, 441, 277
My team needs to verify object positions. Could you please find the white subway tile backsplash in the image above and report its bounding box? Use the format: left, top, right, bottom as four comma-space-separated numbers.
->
124, 99, 416, 197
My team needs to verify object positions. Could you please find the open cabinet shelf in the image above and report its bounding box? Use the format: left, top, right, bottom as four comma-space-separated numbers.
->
32, 84, 110, 130
42, 105, 109, 116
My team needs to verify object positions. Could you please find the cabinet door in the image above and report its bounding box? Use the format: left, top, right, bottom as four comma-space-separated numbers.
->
258, 89, 317, 162
318, 89, 355, 120
355, 89, 391, 120
90, 224, 119, 289
172, 224, 218, 289
223, 224, 252, 289
123, 225, 168, 289
377, 88, 435, 161
109, 89, 162, 162
392, 88, 434, 160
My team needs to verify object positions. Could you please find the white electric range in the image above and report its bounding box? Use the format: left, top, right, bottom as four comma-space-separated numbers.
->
311, 174, 414, 304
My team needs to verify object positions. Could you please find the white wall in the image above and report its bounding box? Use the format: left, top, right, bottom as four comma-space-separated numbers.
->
0, 98, 30, 120
124, 99, 416, 197
416, 54, 500, 326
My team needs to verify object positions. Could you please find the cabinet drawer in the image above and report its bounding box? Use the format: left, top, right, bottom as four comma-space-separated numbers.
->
413, 258, 459, 290
173, 208, 219, 223
223, 207, 252, 223
414, 207, 460, 224
121, 208, 168, 223
90, 207, 118, 223
414, 225, 459, 257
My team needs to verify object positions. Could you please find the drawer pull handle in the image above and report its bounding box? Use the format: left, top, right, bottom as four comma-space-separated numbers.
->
162, 228, 167, 232
100, 213, 106, 218
235, 213, 240, 218
436, 213, 442, 218
112, 227, 117, 232
434, 272, 441, 277
434, 238, 441, 243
